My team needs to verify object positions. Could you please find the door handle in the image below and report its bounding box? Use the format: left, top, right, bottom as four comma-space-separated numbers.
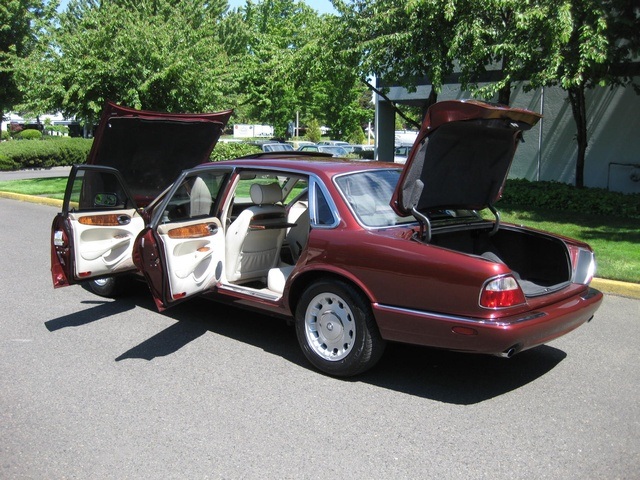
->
117, 215, 131, 225
207, 223, 218, 235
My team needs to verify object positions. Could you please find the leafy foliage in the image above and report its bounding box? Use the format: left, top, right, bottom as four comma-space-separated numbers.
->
210, 141, 261, 161
231, 0, 372, 138
0, 137, 92, 170
15, 129, 42, 140
304, 119, 322, 143
500, 178, 640, 219
0, 0, 57, 121
16, 0, 233, 121
0, 153, 18, 170
548, 0, 640, 187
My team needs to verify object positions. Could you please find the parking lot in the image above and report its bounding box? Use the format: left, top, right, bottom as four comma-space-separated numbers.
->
1, 197, 638, 479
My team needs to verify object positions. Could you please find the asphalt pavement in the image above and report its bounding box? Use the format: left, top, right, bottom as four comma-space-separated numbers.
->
1, 197, 639, 479
0, 166, 71, 181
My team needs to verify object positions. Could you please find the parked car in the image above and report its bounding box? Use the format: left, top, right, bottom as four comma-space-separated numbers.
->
317, 140, 350, 147
51, 100, 603, 377
251, 142, 294, 152
394, 145, 410, 164
297, 145, 348, 156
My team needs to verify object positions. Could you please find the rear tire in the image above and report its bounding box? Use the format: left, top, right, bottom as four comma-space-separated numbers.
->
295, 279, 386, 377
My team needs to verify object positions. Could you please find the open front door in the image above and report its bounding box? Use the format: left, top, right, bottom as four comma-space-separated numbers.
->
51, 165, 145, 288
133, 170, 229, 311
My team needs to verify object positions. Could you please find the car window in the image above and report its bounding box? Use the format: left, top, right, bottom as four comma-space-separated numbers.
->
68, 169, 130, 211
160, 170, 228, 222
313, 183, 337, 226
335, 169, 416, 227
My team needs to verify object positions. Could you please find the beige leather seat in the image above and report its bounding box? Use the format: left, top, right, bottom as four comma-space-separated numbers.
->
285, 201, 310, 262
189, 177, 212, 217
225, 183, 286, 283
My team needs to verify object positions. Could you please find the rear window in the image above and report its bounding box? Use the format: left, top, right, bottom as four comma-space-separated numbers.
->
335, 170, 416, 227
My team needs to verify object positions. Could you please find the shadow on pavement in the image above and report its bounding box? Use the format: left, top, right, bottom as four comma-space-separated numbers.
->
45, 300, 136, 331
44, 286, 567, 404
358, 342, 566, 404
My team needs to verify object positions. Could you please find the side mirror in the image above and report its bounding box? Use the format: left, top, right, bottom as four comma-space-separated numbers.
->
94, 193, 118, 207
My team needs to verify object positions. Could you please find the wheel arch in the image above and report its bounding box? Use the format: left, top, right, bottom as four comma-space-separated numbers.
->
286, 267, 376, 318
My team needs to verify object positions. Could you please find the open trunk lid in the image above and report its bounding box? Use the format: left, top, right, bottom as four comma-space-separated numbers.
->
391, 100, 541, 217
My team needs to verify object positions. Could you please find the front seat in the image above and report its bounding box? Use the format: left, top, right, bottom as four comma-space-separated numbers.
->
189, 176, 212, 217
225, 183, 287, 283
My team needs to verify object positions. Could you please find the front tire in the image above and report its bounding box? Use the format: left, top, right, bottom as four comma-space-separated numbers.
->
85, 276, 124, 298
295, 279, 386, 377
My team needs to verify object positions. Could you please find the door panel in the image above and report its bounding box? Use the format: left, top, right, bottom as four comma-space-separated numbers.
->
69, 210, 145, 278
156, 218, 224, 301
51, 165, 142, 287
133, 169, 231, 310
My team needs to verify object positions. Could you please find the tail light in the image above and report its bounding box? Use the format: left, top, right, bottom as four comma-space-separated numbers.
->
480, 275, 526, 309
569, 246, 596, 285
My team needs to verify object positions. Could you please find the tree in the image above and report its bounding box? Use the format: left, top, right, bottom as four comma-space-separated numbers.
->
446, 0, 573, 105
333, 0, 640, 186
0, 0, 57, 123
16, 0, 233, 123
551, 0, 640, 187
333, 0, 458, 123
304, 118, 321, 142
235, 0, 323, 136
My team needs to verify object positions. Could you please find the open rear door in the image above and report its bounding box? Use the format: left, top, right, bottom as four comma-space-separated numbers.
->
51, 165, 145, 288
133, 170, 229, 311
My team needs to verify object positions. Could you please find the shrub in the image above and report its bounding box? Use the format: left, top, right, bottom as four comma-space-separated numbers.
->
1, 131, 10, 142
501, 178, 640, 219
0, 137, 93, 170
0, 153, 18, 170
347, 126, 366, 145
16, 129, 42, 140
304, 119, 322, 143
210, 141, 262, 161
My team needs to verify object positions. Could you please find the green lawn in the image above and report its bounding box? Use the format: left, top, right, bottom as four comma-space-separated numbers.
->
1, 178, 637, 283
0, 177, 68, 200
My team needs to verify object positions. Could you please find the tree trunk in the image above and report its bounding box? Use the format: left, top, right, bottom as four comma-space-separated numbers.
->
498, 51, 511, 105
421, 88, 438, 122
568, 85, 588, 188
498, 82, 511, 106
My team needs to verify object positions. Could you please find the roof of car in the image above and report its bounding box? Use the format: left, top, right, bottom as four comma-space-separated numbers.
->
199, 155, 398, 178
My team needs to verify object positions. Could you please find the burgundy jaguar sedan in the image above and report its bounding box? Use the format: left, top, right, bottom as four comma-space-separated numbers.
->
51, 100, 602, 376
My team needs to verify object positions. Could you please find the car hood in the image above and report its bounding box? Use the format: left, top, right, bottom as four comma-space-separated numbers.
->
87, 102, 232, 202
391, 100, 541, 216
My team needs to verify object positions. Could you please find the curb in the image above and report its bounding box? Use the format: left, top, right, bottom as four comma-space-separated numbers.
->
0, 191, 63, 208
1, 190, 639, 300
590, 277, 640, 300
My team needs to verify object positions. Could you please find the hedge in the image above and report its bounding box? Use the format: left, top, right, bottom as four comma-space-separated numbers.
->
0, 137, 93, 170
210, 141, 262, 160
501, 178, 640, 219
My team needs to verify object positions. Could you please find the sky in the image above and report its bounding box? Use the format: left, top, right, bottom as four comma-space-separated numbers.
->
58, 1, 338, 15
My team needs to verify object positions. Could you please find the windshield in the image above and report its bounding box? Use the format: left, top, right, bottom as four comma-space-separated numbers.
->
335, 169, 417, 227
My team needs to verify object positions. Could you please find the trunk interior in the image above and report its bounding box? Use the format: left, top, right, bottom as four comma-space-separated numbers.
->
431, 225, 572, 296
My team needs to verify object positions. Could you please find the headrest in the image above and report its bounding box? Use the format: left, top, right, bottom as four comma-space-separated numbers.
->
250, 183, 282, 205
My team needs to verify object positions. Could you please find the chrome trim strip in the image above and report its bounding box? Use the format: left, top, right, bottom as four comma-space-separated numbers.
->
374, 303, 547, 327
218, 283, 281, 302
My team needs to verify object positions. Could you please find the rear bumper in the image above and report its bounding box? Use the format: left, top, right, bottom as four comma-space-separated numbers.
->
373, 287, 603, 356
